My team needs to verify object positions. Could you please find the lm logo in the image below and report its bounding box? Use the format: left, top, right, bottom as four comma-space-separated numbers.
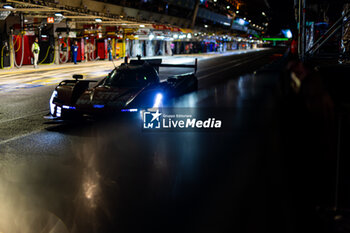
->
143, 110, 162, 129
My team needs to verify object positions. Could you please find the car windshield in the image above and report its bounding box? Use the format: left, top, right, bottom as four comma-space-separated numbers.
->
104, 66, 158, 87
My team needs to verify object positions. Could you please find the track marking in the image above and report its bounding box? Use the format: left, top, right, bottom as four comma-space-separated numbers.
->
0, 110, 48, 124
0, 129, 43, 145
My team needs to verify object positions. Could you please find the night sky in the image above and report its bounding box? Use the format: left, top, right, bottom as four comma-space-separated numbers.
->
242, 0, 296, 36
267, 0, 296, 35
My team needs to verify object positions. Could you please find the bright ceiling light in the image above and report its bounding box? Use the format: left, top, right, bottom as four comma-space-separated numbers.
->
55, 12, 63, 17
204, 24, 208, 28
3, 5, 13, 9
236, 10, 239, 14
95, 18, 102, 23
226, 6, 230, 9
237, 18, 245, 25
139, 24, 145, 27
285, 30, 292, 38
153, 93, 163, 108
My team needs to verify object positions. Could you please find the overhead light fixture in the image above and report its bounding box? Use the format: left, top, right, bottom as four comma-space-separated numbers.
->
55, 12, 63, 17
139, 24, 145, 27
262, 12, 266, 16
95, 18, 102, 23
248, 20, 251, 23
3, 5, 13, 9
204, 24, 208, 28
237, 18, 245, 25
226, 6, 230, 9
236, 10, 239, 14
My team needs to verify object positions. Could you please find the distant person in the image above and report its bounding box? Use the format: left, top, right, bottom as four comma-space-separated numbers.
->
170, 42, 175, 55
107, 41, 113, 61
31, 37, 40, 68
72, 41, 79, 64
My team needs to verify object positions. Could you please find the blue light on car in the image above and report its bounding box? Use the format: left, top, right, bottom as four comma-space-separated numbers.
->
93, 104, 105, 109
62, 105, 76, 110
121, 108, 138, 112
153, 93, 163, 108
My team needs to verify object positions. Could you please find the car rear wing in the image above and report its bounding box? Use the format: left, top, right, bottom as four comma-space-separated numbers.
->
129, 56, 198, 74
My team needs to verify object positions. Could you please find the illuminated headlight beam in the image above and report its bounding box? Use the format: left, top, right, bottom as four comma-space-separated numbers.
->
153, 93, 163, 108
56, 106, 62, 117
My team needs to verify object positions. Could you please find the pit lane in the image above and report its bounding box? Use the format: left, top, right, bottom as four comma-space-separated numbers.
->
0, 48, 284, 233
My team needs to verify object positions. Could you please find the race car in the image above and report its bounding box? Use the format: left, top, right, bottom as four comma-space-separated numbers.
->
46, 57, 198, 120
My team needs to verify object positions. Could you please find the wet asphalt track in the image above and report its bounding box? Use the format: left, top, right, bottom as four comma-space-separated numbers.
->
0, 48, 287, 233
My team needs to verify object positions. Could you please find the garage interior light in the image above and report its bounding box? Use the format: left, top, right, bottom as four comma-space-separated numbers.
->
3, 5, 14, 9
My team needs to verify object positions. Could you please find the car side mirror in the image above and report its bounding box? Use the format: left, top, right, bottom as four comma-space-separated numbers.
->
73, 74, 83, 80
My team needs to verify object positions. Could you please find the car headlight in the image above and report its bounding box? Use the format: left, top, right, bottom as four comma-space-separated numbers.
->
50, 90, 58, 115
153, 93, 163, 108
